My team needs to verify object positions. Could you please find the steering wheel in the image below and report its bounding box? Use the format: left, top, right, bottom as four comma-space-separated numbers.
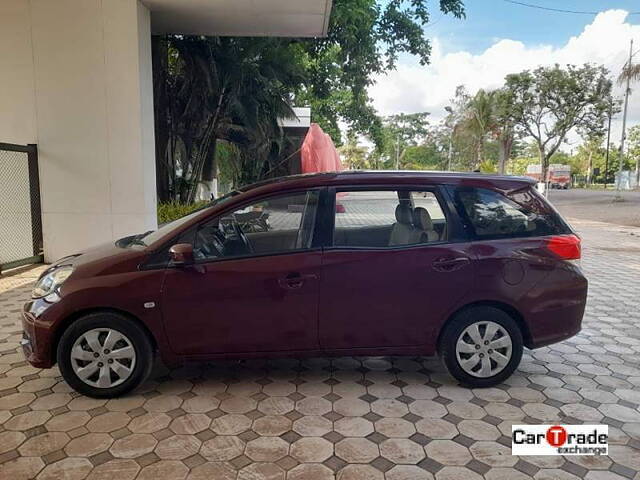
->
194, 226, 225, 259
232, 220, 254, 254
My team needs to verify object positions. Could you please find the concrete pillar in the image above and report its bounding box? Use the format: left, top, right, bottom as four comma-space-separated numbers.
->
0, 0, 157, 262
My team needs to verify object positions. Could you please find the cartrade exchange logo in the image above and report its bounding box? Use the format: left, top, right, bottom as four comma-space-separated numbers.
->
512, 425, 608, 456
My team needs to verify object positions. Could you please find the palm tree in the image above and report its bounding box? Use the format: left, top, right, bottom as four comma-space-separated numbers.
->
463, 89, 497, 169
154, 36, 305, 202
618, 62, 640, 85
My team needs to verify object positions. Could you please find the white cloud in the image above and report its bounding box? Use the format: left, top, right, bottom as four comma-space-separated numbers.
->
369, 10, 640, 147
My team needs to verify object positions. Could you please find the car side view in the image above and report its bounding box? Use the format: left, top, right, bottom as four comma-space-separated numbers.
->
21, 172, 587, 397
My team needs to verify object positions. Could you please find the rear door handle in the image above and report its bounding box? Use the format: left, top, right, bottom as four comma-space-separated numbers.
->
432, 256, 470, 272
278, 273, 317, 290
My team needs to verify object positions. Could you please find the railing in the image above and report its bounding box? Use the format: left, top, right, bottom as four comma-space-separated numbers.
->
0, 143, 43, 274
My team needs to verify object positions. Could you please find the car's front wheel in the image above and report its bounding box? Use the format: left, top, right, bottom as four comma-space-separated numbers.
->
439, 306, 523, 388
57, 312, 154, 398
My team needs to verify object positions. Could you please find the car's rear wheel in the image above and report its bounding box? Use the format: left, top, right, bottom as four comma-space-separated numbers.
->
57, 312, 153, 398
439, 306, 523, 388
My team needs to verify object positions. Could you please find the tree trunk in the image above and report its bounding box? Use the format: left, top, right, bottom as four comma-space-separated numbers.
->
197, 141, 218, 200
151, 35, 170, 202
476, 138, 484, 169
498, 135, 512, 175
587, 149, 594, 185
538, 144, 549, 190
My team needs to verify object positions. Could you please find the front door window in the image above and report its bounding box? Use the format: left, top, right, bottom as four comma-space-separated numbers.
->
193, 190, 319, 261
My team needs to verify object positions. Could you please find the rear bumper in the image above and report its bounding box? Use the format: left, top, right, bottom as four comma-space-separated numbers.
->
21, 302, 57, 368
524, 267, 587, 349
526, 303, 584, 349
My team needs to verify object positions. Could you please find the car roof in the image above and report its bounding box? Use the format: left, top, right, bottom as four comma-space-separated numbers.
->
240, 170, 535, 195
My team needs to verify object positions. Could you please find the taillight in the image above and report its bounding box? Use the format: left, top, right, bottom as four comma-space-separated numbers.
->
546, 234, 581, 261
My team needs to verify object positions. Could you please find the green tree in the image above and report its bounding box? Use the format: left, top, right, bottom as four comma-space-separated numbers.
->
296, 0, 465, 150
153, 0, 467, 201
504, 64, 613, 183
493, 88, 518, 174
462, 89, 496, 168
153, 36, 304, 202
380, 112, 431, 168
339, 134, 369, 169
627, 125, 640, 185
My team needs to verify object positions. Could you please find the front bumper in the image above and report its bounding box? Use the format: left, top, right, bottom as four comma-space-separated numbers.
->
21, 300, 57, 368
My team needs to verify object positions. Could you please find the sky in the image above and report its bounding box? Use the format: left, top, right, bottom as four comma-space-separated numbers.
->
368, 0, 640, 150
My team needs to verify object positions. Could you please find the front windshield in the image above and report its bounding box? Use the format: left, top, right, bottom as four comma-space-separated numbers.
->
136, 191, 239, 247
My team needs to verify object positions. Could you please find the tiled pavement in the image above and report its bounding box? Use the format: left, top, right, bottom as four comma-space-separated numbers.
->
0, 219, 639, 480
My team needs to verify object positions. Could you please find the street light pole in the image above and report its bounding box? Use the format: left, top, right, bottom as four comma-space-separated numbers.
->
616, 39, 633, 199
604, 99, 612, 189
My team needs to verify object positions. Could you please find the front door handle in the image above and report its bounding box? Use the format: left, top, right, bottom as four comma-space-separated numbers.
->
432, 256, 470, 272
278, 273, 317, 290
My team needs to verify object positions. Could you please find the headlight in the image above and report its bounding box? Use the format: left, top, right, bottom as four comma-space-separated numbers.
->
32, 266, 74, 301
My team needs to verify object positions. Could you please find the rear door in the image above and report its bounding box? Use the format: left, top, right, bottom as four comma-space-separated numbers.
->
318, 187, 476, 351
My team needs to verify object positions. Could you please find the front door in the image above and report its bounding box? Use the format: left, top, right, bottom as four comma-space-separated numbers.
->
319, 189, 475, 350
161, 190, 322, 356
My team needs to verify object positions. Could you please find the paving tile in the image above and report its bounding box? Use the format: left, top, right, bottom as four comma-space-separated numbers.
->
372, 399, 410, 418
0, 456, 44, 479
292, 415, 332, 437
1, 225, 640, 480
109, 433, 157, 459
208, 413, 250, 435
201, 436, 245, 461
408, 400, 448, 418
86, 412, 130, 433
169, 413, 211, 435
237, 462, 284, 480
290, 437, 334, 463
185, 461, 236, 480
379, 438, 425, 464
252, 415, 291, 436
17, 431, 69, 457
336, 464, 384, 480
155, 434, 201, 460
374, 418, 416, 438
424, 440, 472, 466
38, 457, 93, 480
136, 460, 189, 480
86, 459, 140, 480
334, 417, 374, 437
65, 433, 114, 457
245, 436, 289, 462
335, 438, 379, 463
287, 463, 335, 480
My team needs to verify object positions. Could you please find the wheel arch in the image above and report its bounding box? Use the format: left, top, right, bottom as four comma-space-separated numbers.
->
52, 307, 158, 366
437, 300, 532, 353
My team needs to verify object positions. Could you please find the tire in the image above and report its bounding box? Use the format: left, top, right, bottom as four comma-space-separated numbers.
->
439, 306, 523, 388
57, 312, 154, 398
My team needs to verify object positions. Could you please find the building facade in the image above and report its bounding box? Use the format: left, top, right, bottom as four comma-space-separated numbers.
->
1, 0, 330, 261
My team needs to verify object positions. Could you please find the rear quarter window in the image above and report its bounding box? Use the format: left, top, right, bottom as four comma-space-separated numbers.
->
454, 186, 570, 239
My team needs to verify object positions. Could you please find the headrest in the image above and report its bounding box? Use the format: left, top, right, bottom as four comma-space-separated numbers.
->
395, 204, 413, 224
413, 207, 433, 230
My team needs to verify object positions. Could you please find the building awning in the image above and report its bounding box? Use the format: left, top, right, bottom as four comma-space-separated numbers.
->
142, 0, 332, 37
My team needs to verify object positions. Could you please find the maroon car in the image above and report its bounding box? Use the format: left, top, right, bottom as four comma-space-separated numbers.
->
21, 172, 587, 397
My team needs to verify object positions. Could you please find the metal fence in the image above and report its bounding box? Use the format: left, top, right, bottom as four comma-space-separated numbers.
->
0, 143, 43, 274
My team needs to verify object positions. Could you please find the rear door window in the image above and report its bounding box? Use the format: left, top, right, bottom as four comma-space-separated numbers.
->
455, 187, 570, 239
333, 190, 448, 248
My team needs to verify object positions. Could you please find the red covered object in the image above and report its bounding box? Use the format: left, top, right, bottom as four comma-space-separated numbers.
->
300, 123, 343, 174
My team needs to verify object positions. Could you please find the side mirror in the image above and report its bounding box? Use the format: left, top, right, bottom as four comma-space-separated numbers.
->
169, 243, 194, 266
